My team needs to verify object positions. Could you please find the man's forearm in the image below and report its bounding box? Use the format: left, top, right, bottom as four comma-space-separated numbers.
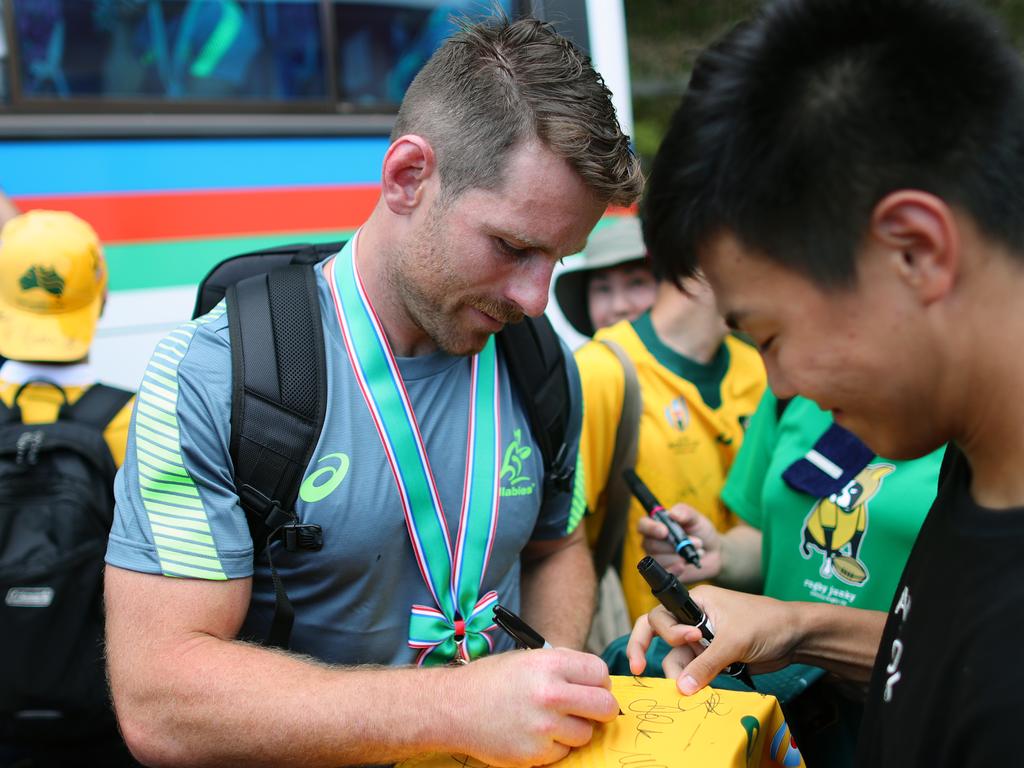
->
113, 635, 469, 768
519, 530, 596, 649
107, 568, 473, 767
108, 562, 620, 768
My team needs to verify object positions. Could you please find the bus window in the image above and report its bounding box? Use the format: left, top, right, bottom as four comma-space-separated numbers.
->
333, 1, 514, 109
11, 0, 327, 103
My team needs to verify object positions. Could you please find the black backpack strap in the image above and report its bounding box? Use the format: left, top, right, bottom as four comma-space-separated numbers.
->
0, 379, 130, 428
59, 383, 134, 428
496, 315, 575, 499
226, 263, 328, 649
193, 241, 344, 320
0, 378, 67, 424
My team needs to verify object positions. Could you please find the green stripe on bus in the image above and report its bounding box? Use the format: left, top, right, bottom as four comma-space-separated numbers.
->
106, 229, 355, 292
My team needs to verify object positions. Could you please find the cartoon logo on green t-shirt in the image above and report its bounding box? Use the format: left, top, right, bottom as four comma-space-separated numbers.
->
500, 429, 536, 498
800, 463, 895, 585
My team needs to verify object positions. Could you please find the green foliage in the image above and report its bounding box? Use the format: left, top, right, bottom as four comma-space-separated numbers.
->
626, 0, 1024, 169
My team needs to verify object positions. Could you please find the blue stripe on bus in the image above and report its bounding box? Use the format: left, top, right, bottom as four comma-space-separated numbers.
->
0, 136, 390, 196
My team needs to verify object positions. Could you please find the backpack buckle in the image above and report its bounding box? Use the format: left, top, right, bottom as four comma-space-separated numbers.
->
238, 484, 296, 531
280, 524, 323, 552
544, 442, 575, 494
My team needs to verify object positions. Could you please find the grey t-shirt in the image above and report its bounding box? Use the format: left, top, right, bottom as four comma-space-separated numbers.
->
106, 259, 585, 666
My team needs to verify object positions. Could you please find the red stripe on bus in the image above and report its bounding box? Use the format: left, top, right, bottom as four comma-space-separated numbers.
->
15, 185, 380, 244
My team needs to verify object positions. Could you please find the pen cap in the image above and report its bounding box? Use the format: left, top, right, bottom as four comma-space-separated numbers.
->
637, 555, 673, 592
637, 556, 703, 626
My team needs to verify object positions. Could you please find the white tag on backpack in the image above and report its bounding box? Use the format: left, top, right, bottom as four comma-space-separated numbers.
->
5, 586, 54, 608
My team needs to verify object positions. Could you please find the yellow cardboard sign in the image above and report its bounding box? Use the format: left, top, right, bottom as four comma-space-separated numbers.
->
400, 676, 805, 768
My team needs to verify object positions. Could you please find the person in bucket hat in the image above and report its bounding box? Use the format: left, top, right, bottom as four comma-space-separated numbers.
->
552, 215, 658, 339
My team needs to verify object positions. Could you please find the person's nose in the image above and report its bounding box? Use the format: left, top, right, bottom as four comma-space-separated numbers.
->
505, 259, 554, 317
765, 357, 798, 401
609, 286, 633, 318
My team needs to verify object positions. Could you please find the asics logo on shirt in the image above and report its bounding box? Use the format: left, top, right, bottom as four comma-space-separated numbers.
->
299, 452, 350, 502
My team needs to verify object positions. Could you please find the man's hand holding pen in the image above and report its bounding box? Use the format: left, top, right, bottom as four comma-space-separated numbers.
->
451, 645, 618, 766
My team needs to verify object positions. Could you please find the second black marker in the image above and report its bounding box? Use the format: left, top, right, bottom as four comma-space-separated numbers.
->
623, 468, 702, 568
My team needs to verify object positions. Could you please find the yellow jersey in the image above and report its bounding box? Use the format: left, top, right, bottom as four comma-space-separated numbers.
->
576, 318, 766, 620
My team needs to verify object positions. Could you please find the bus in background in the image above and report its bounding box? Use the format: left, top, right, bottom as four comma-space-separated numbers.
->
0, 0, 631, 386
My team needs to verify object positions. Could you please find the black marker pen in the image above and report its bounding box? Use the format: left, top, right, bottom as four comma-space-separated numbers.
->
623, 469, 702, 568
637, 556, 755, 689
493, 604, 551, 649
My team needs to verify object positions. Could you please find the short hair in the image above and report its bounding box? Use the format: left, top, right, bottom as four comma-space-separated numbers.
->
392, 15, 642, 207
643, 0, 1024, 288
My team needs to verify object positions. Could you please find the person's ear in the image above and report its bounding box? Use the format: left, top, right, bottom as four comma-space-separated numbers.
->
381, 135, 436, 215
870, 190, 958, 304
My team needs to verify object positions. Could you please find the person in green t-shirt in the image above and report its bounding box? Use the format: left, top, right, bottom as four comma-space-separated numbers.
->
636, 388, 942, 767
645, 390, 942, 609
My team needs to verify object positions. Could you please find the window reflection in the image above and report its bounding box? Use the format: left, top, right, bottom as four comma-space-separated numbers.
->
334, 1, 512, 108
7, 0, 515, 109
12, 0, 326, 102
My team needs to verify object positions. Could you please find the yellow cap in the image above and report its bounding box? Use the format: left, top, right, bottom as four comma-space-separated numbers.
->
0, 210, 107, 362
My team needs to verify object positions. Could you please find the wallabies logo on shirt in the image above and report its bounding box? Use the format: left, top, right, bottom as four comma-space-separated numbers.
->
800, 463, 895, 585
500, 429, 536, 498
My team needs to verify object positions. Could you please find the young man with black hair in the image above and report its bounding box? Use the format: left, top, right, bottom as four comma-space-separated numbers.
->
627, 1, 1024, 764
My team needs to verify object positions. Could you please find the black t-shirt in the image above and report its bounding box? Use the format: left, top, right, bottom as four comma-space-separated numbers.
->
857, 446, 1024, 766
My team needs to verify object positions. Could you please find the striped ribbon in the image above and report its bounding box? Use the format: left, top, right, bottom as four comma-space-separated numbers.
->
326, 235, 501, 665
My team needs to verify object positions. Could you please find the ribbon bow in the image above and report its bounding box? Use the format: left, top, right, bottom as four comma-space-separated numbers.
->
409, 591, 499, 665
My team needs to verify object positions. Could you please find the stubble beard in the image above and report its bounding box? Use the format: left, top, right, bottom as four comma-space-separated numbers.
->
386, 219, 483, 356
388, 216, 525, 357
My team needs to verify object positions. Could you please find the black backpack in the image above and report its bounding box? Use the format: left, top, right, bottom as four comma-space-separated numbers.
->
193, 241, 576, 648
0, 380, 133, 743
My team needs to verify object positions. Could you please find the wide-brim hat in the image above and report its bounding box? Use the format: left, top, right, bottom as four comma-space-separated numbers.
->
0, 210, 107, 362
552, 215, 649, 337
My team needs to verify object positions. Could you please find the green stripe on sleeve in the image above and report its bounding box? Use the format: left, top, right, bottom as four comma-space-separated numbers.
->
566, 451, 587, 534
134, 311, 228, 579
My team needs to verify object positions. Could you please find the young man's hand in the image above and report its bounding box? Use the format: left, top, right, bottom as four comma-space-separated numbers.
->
625, 586, 801, 695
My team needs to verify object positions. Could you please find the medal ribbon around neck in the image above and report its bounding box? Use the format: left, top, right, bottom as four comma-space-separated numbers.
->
326, 236, 501, 665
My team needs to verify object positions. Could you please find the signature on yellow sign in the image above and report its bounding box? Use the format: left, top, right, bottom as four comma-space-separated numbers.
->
399, 676, 804, 768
